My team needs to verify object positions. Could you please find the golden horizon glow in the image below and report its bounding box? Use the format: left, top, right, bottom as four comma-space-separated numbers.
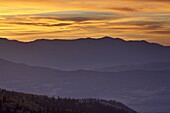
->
0, 0, 170, 45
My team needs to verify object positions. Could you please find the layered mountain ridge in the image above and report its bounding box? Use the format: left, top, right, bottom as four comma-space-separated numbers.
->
0, 58, 170, 112
0, 36, 170, 70
1, 37, 170, 112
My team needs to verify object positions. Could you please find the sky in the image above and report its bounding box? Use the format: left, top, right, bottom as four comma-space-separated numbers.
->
0, 0, 170, 45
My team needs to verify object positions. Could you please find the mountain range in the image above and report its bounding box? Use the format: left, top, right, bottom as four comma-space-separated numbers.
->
0, 58, 170, 112
1, 37, 170, 112
0, 36, 170, 70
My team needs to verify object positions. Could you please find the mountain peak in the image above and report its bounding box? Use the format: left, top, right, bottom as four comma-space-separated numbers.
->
0, 38, 9, 41
0, 37, 21, 44
99, 36, 125, 41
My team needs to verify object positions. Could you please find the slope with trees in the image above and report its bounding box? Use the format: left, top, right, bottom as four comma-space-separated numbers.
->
0, 89, 137, 113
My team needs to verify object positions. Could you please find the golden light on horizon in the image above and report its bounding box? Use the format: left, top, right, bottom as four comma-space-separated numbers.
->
0, 0, 170, 45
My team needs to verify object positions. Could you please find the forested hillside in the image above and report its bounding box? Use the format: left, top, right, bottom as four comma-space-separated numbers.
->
0, 89, 137, 113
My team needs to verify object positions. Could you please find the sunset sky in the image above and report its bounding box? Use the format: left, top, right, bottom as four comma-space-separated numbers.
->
0, 0, 170, 45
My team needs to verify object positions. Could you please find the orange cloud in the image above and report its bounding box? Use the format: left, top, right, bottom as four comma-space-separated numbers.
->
0, 0, 169, 45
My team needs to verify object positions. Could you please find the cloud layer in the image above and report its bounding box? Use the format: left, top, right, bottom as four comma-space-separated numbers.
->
0, 0, 169, 45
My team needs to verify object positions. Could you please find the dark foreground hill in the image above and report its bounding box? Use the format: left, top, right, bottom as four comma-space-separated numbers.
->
0, 89, 137, 113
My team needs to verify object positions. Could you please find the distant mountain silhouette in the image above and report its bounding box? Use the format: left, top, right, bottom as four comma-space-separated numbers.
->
0, 36, 170, 70
0, 58, 170, 112
94, 61, 170, 72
